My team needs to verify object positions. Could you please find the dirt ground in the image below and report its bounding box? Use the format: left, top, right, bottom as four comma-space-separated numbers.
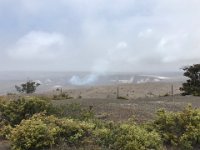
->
0, 141, 10, 150
48, 82, 200, 122
57, 82, 182, 99
52, 95, 200, 123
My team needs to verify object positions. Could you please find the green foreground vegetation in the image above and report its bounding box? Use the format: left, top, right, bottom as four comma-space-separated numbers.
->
0, 96, 200, 150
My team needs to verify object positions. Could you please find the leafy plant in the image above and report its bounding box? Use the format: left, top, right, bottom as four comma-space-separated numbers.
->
9, 113, 95, 150
0, 97, 52, 126
10, 114, 60, 150
53, 93, 73, 100
94, 122, 162, 150
15, 80, 40, 94
180, 64, 200, 96
0, 121, 12, 140
152, 105, 200, 149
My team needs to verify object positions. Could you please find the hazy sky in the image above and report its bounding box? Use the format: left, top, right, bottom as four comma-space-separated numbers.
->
0, 0, 200, 72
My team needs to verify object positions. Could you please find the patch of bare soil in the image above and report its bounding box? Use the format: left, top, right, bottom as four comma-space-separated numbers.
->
51, 82, 181, 99
51, 82, 185, 122
53, 95, 200, 123
0, 141, 10, 150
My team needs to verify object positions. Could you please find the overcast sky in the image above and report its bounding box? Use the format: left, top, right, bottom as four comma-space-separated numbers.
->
0, 0, 200, 73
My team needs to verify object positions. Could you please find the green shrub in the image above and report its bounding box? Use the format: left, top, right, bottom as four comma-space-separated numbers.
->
15, 80, 40, 94
152, 105, 200, 149
10, 114, 60, 150
93, 127, 113, 148
53, 93, 73, 100
0, 97, 53, 126
55, 117, 94, 146
180, 64, 200, 96
0, 121, 12, 140
94, 123, 162, 150
179, 124, 200, 150
9, 113, 95, 150
0, 97, 93, 125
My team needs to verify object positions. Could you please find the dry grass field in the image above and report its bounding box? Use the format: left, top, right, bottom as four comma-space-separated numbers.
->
50, 82, 200, 123
52, 95, 200, 123
50, 82, 182, 99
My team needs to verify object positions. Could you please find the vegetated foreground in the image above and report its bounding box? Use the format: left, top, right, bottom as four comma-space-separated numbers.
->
1, 81, 200, 150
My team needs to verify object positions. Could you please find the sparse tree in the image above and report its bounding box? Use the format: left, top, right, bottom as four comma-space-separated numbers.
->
180, 64, 200, 96
15, 80, 40, 94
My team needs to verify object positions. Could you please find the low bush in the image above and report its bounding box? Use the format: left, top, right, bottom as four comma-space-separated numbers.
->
10, 114, 60, 150
0, 97, 53, 126
94, 123, 163, 150
9, 113, 95, 150
0, 96, 94, 125
152, 105, 200, 149
53, 93, 73, 100
0, 121, 12, 140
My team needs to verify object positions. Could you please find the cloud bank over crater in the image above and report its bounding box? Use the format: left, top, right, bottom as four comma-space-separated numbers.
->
8, 31, 66, 60
0, 0, 200, 72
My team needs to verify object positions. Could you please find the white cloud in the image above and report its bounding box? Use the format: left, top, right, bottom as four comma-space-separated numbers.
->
138, 28, 153, 38
1, 0, 200, 72
116, 41, 128, 49
8, 31, 66, 61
